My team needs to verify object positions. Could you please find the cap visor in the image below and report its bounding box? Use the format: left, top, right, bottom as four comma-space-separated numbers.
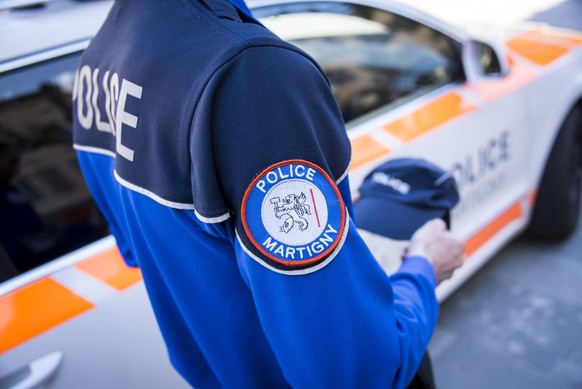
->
354, 197, 447, 240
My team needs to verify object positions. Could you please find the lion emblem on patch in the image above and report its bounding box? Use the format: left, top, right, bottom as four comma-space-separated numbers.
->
270, 192, 312, 233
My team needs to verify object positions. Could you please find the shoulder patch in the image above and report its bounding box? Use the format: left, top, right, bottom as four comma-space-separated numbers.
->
240, 160, 347, 274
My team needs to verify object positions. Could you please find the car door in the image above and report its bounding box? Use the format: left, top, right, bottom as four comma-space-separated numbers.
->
0, 46, 188, 389
254, 0, 530, 296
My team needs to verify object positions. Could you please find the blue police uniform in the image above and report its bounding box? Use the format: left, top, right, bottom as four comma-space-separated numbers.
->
72, 0, 438, 387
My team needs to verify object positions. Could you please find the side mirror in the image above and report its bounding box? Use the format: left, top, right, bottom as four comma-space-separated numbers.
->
462, 39, 509, 81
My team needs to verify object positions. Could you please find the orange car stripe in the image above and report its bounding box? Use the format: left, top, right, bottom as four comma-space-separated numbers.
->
465, 54, 538, 102
383, 91, 475, 143
521, 30, 582, 48
527, 189, 538, 206
507, 34, 570, 66
0, 278, 94, 353
350, 134, 391, 171
76, 248, 142, 291
465, 201, 524, 257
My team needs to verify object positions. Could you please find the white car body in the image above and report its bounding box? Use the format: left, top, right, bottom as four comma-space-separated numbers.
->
1, 0, 581, 387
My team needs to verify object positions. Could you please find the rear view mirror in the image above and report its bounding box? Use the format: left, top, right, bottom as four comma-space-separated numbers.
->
462, 39, 509, 80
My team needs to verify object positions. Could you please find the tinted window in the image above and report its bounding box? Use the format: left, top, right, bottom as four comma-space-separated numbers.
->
0, 53, 109, 281
257, 2, 464, 124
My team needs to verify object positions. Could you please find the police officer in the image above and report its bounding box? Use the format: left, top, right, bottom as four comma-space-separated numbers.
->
72, 0, 465, 387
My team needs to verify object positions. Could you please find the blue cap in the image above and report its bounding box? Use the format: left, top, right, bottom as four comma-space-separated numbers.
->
354, 158, 460, 240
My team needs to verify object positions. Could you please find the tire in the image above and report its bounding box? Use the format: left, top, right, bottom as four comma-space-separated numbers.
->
527, 107, 582, 240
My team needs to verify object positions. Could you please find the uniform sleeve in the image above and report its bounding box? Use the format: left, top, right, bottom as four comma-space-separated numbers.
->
195, 44, 438, 388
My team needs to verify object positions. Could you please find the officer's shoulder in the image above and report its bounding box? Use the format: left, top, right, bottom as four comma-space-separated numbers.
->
216, 25, 325, 85
220, 20, 312, 61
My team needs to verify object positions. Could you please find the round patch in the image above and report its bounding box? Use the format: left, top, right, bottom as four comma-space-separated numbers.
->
241, 160, 346, 271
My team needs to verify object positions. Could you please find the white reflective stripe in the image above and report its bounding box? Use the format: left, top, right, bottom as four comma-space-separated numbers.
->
194, 209, 231, 224
114, 171, 231, 222
75, 145, 231, 222
51, 268, 117, 304
236, 208, 350, 276
113, 170, 195, 210
336, 161, 352, 185
73, 144, 116, 158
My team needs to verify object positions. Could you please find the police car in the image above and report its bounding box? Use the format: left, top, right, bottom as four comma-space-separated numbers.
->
1, 0, 581, 387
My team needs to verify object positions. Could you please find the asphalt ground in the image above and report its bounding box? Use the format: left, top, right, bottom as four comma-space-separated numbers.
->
427, 3, 582, 387
429, 217, 582, 388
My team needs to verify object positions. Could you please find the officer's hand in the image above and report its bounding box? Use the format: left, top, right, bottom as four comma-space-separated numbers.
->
406, 219, 465, 285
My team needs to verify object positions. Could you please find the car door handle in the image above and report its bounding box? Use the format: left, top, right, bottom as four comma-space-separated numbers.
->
0, 351, 63, 389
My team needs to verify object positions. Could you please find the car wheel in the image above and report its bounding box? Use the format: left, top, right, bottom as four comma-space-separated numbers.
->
527, 107, 582, 240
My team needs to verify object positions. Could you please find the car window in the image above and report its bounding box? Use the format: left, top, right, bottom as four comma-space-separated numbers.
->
0, 52, 109, 282
256, 2, 464, 124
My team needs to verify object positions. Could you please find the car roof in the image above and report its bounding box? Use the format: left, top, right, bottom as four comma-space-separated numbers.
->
0, 0, 113, 66
0, 0, 465, 71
